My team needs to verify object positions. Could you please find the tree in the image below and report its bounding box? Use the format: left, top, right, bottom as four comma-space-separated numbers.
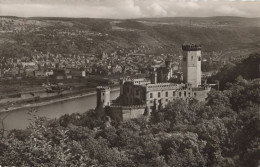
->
160, 132, 207, 167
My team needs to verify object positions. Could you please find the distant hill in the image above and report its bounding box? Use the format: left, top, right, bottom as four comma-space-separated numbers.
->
111, 17, 260, 51
0, 16, 259, 56
136, 16, 260, 27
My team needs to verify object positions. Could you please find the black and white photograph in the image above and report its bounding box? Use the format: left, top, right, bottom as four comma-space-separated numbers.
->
0, 0, 259, 166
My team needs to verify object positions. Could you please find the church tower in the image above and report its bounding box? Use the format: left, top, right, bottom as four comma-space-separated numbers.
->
182, 44, 202, 87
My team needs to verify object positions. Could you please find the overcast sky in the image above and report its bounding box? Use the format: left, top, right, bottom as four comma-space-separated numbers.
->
0, 0, 259, 18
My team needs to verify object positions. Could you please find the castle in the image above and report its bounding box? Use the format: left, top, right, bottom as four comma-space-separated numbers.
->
96, 44, 211, 121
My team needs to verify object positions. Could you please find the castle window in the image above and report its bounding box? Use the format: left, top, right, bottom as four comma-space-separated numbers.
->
166, 99, 168, 102
189, 92, 191, 97
158, 92, 161, 98
150, 100, 153, 104
150, 93, 153, 98
198, 56, 201, 61
184, 91, 186, 97
103, 93, 104, 96
191, 56, 193, 60
165, 92, 168, 97
194, 92, 197, 96
173, 91, 175, 96
179, 92, 182, 97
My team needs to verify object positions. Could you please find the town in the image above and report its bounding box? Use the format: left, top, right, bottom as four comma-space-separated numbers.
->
0, 16, 255, 84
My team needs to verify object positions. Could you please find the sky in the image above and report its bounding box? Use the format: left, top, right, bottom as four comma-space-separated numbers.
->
0, 0, 259, 18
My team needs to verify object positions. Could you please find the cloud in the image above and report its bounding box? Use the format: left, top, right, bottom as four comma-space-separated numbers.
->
215, 5, 247, 16
148, 3, 167, 17
176, 1, 200, 9
0, 0, 259, 18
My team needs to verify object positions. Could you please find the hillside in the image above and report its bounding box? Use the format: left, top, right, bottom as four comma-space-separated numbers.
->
209, 52, 260, 89
0, 16, 259, 57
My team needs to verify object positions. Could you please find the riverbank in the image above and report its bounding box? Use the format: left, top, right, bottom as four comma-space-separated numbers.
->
0, 86, 120, 113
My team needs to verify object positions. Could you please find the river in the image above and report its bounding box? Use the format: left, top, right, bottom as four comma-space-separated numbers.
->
0, 90, 120, 130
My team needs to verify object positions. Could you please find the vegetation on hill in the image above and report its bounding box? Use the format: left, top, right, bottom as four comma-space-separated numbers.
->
0, 53, 259, 166
0, 16, 260, 57
209, 52, 260, 90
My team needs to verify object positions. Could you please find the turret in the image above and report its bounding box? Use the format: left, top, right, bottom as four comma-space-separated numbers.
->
96, 86, 111, 108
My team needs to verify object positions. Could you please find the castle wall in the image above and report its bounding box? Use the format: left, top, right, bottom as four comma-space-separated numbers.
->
107, 85, 210, 122
107, 107, 123, 122
193, 87, 211, 102
122, 82, 146, 105
144, 83, 195, 113
122, 107, 146, 121
108, 105, 146, 121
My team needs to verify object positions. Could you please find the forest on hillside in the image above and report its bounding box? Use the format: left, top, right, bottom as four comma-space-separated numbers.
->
0, 53, 259, 167
209, 53, 260, 90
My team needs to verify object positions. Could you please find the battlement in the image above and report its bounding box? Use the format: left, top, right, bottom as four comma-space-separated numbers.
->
146, 82, 184, 91
121, 77, 151, 85
110, 104, 146, 109
96, 86, 110, 90
182, 44, 202, 51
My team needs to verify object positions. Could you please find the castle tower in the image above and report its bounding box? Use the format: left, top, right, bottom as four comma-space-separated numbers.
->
96, 86, 111, 108
165, 55, 172, 68
150, 68, 157, 84
182, 44, 202, 87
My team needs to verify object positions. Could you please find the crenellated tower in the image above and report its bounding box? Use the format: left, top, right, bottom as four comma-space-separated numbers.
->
182, 44, 202, 87
96, 86, 111, 108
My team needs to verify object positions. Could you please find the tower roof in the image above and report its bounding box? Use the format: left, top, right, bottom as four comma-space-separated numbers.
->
182, 44, 202, 51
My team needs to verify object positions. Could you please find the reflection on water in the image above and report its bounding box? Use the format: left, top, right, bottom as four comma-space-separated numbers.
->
0, 90, 119, 130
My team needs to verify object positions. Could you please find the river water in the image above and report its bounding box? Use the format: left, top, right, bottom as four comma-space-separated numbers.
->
0, 90, 120, 130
